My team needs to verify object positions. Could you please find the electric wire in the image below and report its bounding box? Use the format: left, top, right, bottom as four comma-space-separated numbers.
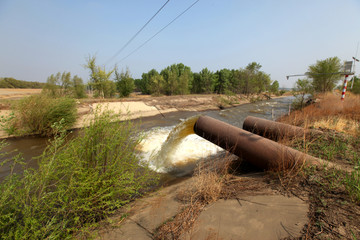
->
116, 0, 200, 64
105, 0, 171, 65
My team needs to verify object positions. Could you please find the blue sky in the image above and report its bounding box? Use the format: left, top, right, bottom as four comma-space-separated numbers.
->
1, 0, 359, 88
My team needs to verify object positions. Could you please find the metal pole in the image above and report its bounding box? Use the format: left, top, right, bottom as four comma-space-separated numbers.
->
341, 75, 349, 101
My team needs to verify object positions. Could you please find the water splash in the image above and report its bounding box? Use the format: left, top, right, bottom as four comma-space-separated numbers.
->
152, 115, 199, 170
138, 115, 222, 174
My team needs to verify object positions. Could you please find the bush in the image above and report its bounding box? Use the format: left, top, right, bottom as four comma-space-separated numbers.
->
0, 110, 158, 239
11, 95, 77, 136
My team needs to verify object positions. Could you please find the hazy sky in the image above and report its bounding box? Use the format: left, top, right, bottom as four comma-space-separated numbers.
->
1, 0, 359, 88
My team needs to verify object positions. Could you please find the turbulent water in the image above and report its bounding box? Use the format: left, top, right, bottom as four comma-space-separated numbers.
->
137, 115, 222, 175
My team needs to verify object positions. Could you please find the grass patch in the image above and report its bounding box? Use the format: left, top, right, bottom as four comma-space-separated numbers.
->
0, 109, 158, 239
1, 94, 77, 136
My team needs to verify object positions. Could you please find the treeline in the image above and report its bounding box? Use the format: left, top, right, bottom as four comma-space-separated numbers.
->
83, 56, 280, 98
136, 62, 280, 96
8, 57, 282, 99
0, 77, 45, 89
43, 72, 87, 98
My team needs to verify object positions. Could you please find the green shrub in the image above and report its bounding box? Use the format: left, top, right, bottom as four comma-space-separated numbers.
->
0, 110, 158, 239
12, 95, 77, 136
278, 90, 286, 96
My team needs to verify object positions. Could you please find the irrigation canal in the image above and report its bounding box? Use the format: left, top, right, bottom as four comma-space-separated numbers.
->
0, 96, 295, 180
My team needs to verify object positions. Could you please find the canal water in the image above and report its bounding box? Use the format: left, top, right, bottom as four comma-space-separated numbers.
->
0, 96, 294, 180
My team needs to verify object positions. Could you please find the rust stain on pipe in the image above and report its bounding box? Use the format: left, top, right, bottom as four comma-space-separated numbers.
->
193, 116, 321, 170
243, 116, 322, 141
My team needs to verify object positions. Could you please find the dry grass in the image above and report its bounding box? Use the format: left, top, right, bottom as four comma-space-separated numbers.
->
154, 157, 232, 240
280, 93, 360, 135
312, 117, 359, 135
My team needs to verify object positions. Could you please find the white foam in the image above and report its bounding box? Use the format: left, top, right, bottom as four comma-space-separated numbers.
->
138, 126, 222, 173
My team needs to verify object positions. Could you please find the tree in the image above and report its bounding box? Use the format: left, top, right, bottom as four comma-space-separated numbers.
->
43, 72, 61, 97
150, 74, 165, 96
137, 69, 159, 94
199, 68, 215, 93
72, 75, 86, 98
269, 80, 279, 95
43, 72, 87, 98
160, 63, 192, 95
233, 62, 271, 95
84, 55, 115, 98
292, 78, 314, 109
244, 62, 271, 94
308, 57, 342, 92
115, 67, 135, 97
214, 69, 231, 94
60, 72, 72, 96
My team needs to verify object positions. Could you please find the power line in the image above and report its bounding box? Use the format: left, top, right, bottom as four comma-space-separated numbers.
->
105, 0, 171, 65
116, 0, 200, 64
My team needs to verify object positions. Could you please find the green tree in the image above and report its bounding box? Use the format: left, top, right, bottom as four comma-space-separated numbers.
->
199, 68, 215, 93
43, 72, 86, 98
292, 78, 314, 109
160, 63, 192, 95
270, 80, 279, 95
214, 69, 231, 94
43, 72, 61, 97
244, 62, 271, 94
72, 75, 86, 98
103, 80, 117, 98
308, 56, 342, 92
61, 72, 72, 96
160, 67, 176, 95
115, 67, 135, 97
150, 74, 165, 96
137, 69, 159, 94
84, 55, 115, 98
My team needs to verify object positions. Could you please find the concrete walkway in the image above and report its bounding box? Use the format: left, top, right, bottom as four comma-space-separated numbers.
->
182, 195, 308, 240
96, 178, 308, 240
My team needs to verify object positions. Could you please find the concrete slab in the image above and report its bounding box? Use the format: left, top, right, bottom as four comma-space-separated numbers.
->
97, 221, 152, 240
96, 179, 191, 239
183, 195, 308, 240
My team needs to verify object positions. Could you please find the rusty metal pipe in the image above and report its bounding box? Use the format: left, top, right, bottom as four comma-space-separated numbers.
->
193, 116, 320, 170
243, 116, 321, 141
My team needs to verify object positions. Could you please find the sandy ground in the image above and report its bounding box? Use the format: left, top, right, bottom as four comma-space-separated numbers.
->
0, 88, 42, 100
73, 94, 265, 129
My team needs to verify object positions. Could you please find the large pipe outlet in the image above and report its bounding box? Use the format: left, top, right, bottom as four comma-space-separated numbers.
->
193, 116, 320, 170
243, 116, 322, 141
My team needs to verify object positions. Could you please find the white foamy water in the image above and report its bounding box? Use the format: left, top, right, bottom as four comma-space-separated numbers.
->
137, 124, 222, 173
